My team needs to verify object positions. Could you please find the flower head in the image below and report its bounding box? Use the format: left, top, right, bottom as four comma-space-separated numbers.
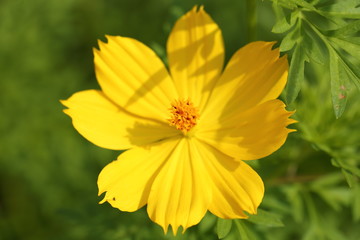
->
62, 6, 295, 234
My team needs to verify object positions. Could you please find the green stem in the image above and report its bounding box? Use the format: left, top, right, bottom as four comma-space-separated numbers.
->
246, 0, 257, 42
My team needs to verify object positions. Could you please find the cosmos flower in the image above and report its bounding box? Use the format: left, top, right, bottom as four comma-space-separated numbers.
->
62, 6, 295, 234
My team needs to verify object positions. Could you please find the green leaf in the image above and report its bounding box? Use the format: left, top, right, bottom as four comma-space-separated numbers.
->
341, 56, 360, 90
272, 3, 294, 33
330, 37, 360, 60
328, 37, 360, 91
303, 23, 327, 64
341, 36, 360, 45
273, 0, 360, 116
291, 0, 317, 10
316, 188, 351, 211
332, 158, 360, 178
234, 220, 251, 240
331, 19, 360, 36
318, 0, 360, 19
272, 0, 298, 10
280, 29, 297, 51
198, 213, 216, 233
353, 183, 360, 221
338, 39, 360, 86
216, 218, 232, 239
285, 44, 307, 104
245, 209, 284, 227
342, 168, 356, 188
329, 48, 348, 118
283, 184, 304, 223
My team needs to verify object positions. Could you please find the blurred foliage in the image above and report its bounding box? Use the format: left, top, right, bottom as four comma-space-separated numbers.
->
0, 0, 359, 239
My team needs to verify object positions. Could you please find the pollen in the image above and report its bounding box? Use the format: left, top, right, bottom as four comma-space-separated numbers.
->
168, 99, 199, 133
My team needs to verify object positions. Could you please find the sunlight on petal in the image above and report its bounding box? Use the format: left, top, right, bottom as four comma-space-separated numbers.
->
147, 138, 212, 234
203, 41, 288, 121
98, 139, 180, 212
62, 90, 180, 150
167, 6, 224, 112
197, 100, 295, 160
95, 36, 178, 122
193, 139, 264, 218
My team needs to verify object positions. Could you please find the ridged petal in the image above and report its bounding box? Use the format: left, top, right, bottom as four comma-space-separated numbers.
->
98, 139, 180, 212
167, 6, 224, 112
203, 41, 288, 121
147, 138, 212, 234
94, 35, 178, 121
197, 99, 295, 160
62, 90, 179, 150
193, 139, 264, 218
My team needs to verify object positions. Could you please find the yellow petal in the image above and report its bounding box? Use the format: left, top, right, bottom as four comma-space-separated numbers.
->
203, 41, 288, 120
147, 138, 212, 234
192, 139, 264, 218
167, 6, 224, 111
197, 99, 295, 160
94, 35, 178, 122
62, 90, 180, 150
98, 139, 180, 212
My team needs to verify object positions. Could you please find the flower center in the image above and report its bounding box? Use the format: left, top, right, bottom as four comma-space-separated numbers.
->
168, 99, 199, 133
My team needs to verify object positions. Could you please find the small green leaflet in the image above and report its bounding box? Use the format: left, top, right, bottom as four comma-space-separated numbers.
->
331, 158, 360, 187
234, 220, 251, 240
285, 43, 307, 104
328, 48, 348, 118
216, 218, 232, 239
245, 209, 284, 227
215, 209, 284, 239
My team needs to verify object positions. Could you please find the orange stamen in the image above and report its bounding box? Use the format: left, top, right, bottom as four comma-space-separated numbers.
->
168, 99, 199, 133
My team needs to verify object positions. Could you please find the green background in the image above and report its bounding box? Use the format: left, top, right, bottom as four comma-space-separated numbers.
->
1, 0, 359, 239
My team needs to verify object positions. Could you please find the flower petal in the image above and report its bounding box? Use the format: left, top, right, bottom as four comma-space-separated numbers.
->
193, 139, 264, 218
94, 35, 178, 121
203, 41, 288, 120
98, 139, 180, 212
62, 90, 180, 150
197, 99, 295, 160
147, 138, 212, 234
167, 6, 224, 111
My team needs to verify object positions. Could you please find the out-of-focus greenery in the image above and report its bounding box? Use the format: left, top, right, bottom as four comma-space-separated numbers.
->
0, 0, 359, 239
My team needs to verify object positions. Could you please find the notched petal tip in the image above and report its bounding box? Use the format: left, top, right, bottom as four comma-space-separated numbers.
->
92, 47, 100, 55
287, 128, 297, 133
161, 224, 169, 235
280, 53, 289, 61
96, 36, 116, 50
60, 99, 70, 109
190, 5, 198, 12
287, 118, 298, 124
62, 109, 70, 116
286, 110, 298, 127
104, 35, 125, 44
97, 38, 104, 46
171, 225, 179, 236
161, 224, 186, 236
104, 34, 113, 40
188, 4, 209, 17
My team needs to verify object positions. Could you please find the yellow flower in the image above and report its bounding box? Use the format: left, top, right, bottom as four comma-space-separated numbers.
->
62, 6, 295, 234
